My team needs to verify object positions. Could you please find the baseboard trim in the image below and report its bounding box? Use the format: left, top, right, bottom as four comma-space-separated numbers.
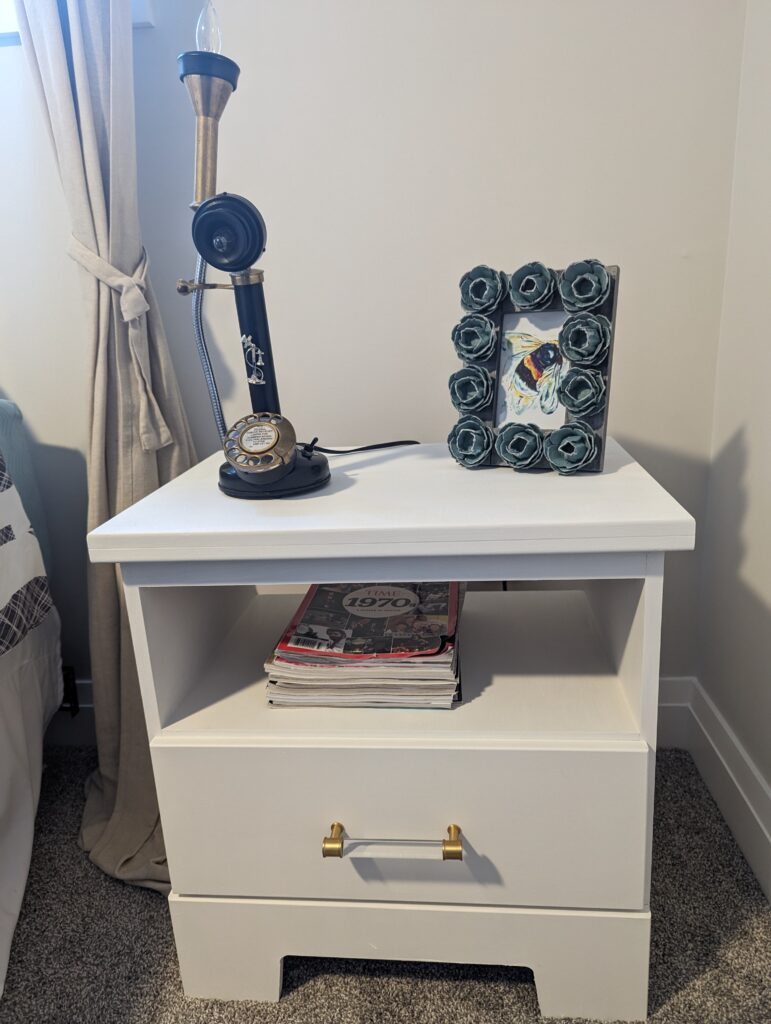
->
659, 676, 771, 901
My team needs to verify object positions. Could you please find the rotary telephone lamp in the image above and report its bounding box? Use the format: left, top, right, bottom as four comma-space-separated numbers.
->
177, 4, 330, 499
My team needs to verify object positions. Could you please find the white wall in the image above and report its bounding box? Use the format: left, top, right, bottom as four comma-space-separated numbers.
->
0, 3, 749, 684
133, 0, 745, 676
699, 0, 771, 782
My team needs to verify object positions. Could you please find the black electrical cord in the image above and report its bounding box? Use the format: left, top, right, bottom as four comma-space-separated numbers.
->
300, 439, 421, 456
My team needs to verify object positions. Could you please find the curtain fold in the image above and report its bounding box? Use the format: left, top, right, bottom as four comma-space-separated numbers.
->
15, 0, 197, 890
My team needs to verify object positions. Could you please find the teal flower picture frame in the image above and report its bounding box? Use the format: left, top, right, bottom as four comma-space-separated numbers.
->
448, 260, 619, 474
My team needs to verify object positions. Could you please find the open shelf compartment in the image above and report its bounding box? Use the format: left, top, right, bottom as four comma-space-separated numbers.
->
131, 580, 656, 747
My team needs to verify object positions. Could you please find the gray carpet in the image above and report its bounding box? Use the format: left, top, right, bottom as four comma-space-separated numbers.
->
0, 748, 769, 1024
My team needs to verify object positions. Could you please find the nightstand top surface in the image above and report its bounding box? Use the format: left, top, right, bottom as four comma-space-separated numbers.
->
88, 439, 694, 564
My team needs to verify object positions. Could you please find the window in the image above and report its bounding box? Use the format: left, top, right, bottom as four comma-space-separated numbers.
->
0, 0, 19, 44
0, 0, 153, 44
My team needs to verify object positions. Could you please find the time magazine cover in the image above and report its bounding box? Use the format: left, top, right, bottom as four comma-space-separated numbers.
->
274, 582, 460, 661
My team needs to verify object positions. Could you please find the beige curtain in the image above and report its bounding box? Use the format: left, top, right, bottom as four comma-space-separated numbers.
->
15, 0, 196, 890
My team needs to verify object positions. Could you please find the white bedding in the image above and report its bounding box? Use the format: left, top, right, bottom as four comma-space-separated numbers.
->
0, 450, 62, 995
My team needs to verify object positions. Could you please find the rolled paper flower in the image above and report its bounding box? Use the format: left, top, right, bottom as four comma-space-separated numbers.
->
544, 421, 599, 475
448, 414, 494, 468
557, 368, 606, 417
508, 261, 557, 311
558, 312, 611, 366
558, 259, 611, 313
495, 422, 544, 469
448, 365, 494, 413
451, 313, 498, 363
459, 265, 506, 314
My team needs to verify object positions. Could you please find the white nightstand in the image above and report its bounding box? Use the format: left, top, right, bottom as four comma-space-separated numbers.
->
88, 439, 694, 1022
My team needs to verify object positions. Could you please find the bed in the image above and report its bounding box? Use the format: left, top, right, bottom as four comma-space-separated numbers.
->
0, 401, 62, 995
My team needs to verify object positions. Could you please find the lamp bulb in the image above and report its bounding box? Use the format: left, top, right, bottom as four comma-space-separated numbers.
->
196, 0, 222, 53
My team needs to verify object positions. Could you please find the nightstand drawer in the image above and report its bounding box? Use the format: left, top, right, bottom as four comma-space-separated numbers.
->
153, 743, 650, 910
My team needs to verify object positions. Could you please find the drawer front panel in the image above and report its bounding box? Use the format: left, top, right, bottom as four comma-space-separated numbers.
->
153, 744, 650, 910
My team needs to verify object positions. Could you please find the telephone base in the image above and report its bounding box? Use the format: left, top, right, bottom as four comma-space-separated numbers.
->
218, 449, 330, 499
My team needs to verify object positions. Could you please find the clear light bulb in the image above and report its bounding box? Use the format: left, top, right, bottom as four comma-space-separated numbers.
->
196, 1, 222, 53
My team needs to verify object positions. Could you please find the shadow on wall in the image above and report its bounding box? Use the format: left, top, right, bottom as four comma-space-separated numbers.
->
620, 427, 771, 774
0, 386, 89, 675
34, 441, 89, 673
696, 428, 771, 777
615, 433, 709, 678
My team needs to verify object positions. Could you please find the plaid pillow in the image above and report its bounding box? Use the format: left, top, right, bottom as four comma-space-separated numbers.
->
0, 451, 54, 657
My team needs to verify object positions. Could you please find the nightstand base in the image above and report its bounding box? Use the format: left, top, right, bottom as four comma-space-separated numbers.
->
169, 894, 651, 1022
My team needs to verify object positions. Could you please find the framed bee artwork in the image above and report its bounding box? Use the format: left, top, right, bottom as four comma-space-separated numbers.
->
447, 259, 619, 474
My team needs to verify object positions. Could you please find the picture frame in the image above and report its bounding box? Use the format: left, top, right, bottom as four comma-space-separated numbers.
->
447, 260, 619, 474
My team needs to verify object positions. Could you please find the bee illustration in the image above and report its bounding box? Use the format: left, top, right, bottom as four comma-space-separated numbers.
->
503, 332, 564, 416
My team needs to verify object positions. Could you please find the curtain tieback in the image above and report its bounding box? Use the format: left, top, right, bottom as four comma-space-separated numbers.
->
68, 236, 173, 453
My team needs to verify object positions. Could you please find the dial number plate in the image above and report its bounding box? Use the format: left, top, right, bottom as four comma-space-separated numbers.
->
241, 423, 278, 454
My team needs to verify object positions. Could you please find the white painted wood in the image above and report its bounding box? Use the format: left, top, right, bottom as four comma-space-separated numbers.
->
657, 676, 696, 748
658, 675, 698, 708
638, 555, 665, 750
656, 702, 694, 750
689, 683, 771, 854
52, 673, 771, 910
136, 585, 255, 734
120, 550, 653, 588
143, 590, 645, 744
91, 444, 683, 1019
584, 578, 645, 728
583, 566, 664, 901
123, 583, 162, 739
638, 563, 665, 899
584, 560, 664, 748
658, 676, 770, 900
168, 894, 651, 1021
684, 682, 771, 900
153, 743, 650, 910
88, 439, 695, 564
40, 671, 685, 752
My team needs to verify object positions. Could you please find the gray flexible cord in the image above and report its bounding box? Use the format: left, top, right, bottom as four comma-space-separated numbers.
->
192, 254, 228, 441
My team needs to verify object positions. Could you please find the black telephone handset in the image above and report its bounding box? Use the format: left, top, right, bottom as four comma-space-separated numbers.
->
178, 50, 413, 499
191, 194, 330, 499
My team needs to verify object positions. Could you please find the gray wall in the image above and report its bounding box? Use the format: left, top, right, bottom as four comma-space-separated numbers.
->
1, 0, 759, 749
698, 0, 771, 781
133, 0, 745, 680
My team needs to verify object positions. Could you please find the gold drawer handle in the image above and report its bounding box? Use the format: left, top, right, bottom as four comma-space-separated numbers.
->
322, 822, 463, 861
322, 821, 344, 858
443, 824, 463, 860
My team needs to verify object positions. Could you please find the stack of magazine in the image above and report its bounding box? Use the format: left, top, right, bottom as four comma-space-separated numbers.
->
265, 582, 461, 709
